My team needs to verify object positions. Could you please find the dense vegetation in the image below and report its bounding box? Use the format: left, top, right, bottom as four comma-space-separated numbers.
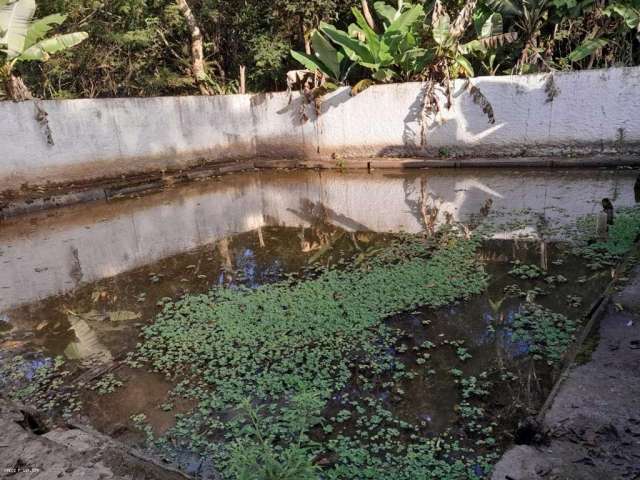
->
1, 0, 639, 99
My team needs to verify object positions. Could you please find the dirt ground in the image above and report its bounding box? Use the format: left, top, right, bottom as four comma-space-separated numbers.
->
492, 266, 640, 480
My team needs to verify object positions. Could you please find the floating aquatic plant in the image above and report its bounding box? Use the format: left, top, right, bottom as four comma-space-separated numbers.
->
131, 233, 490, 477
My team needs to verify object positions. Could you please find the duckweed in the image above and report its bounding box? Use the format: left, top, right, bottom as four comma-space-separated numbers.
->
131, 234, 491, 477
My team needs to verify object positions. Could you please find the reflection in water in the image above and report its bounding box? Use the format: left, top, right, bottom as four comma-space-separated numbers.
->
0, 225, 618, 470
0, 168, 637, 312
64, 314, 112, 364
0, 168, 636, 478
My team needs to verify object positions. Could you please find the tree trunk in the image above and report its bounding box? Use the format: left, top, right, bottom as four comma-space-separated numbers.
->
361, 0, 378, 32
239, 65, 246, 94
4, 73, 33, 102
175, 0, 213, 95
302, 22, 311, 54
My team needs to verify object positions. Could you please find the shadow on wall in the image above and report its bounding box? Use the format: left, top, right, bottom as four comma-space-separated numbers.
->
312, 75, 553, 159
276, 86, 354, 127
263, 72, 583, 160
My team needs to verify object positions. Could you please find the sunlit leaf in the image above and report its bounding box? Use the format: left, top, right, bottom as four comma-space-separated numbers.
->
290, 49, 333, 78
0, 0, 36, 59
24, 13, 66, 49
310, 30, 340, 79
373, 1, 398, 25
567, 37, 608, 62
19, 31, 87, 61
433, 13, 451, 46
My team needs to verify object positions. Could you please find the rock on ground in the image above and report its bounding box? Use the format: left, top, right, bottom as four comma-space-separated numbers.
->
0, 399, 188, 480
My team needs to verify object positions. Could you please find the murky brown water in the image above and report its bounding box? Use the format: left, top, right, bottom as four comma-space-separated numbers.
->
1, 167, 638, 476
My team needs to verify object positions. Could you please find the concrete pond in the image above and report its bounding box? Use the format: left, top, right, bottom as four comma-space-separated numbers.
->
1, 166, 639, 479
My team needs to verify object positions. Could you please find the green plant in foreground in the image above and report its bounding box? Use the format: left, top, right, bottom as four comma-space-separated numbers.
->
228, 395, 321, 480
290, 29, 353, 84
511, 303, 577, 364
0, 0, 88, 100
0, 355, 81, 417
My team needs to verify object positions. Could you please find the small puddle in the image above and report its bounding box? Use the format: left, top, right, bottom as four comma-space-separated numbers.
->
1, 167, 638, 478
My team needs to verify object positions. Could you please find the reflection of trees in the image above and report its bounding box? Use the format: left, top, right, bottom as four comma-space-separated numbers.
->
287, 198, 370, 232
217, 238, 234, 284
288, 198, 370, 257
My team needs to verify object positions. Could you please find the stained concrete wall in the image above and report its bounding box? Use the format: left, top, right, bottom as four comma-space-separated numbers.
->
1, 66, 640, 190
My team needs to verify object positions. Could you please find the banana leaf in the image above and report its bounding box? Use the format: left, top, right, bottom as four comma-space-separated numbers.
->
604, 4, 639, 29
567, 37, 608, 62
290, 49, 334, 79
19, 31, 88, 61
310, 30, 342, 79
484, 0, 523, 16
454, 54, 474, 77
351, 7, 381, 58
481, 13, 503, 38
0, 0, 36, 59
320, 21, 375, 64
24, 13, 66, 49
386, 4, 424, 34
433, 13, 453, 47
373, 1, 398, 25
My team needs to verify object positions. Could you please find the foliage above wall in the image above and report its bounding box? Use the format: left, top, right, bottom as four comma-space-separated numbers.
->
0, 0, 638, 99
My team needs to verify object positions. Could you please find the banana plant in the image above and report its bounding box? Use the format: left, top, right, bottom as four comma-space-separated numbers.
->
460, 9, 519, 74
431, 12, 476, 77
1, 0, 88, 100
323, 2, 431, 82
290, 1, 432, 84
483, 0, 550, 72
566, 1, 640, 63
290, 29, 353, 84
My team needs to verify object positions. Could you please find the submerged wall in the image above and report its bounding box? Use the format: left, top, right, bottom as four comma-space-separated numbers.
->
1, 66, 640, 190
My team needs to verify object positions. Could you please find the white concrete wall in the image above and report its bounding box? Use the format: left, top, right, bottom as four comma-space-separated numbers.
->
1, 66, 640, 190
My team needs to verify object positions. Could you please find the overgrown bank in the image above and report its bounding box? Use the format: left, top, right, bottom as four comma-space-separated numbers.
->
1, 0, 638, 100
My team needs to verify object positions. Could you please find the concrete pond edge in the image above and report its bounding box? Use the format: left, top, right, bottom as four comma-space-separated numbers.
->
2, 154, 640, 219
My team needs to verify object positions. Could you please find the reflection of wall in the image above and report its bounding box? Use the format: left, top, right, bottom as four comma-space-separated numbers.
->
0, 169, 637, 312
2, 67, 640, 190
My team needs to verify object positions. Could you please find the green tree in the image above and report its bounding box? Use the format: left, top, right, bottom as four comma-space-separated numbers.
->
0, 0, 87, 100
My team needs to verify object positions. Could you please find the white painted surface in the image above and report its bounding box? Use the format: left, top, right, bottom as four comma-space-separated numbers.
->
1, 67, 640, 190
